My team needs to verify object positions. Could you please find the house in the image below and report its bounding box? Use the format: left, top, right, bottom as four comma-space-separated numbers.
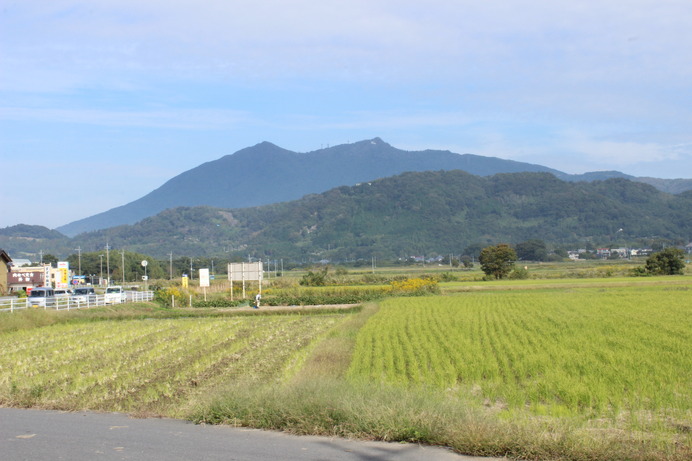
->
686, 243, 692, 255
596, 248, 611, 258
0, 249, 12, 295
7, 264, 55, 293
611, 248, 630, 258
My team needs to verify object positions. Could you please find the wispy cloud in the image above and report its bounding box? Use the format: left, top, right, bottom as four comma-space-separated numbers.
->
0, 107, 254, 130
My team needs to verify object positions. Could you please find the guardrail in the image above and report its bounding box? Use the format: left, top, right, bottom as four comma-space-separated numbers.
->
0, 291, 155, 313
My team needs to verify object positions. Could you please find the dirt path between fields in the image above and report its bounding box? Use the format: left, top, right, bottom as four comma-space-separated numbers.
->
233, 304, 360, 311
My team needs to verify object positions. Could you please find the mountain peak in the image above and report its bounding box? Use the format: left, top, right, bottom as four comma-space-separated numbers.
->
354, 137, 388, 147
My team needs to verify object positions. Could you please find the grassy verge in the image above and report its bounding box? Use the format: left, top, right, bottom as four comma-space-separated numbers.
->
193, 379, 686, 461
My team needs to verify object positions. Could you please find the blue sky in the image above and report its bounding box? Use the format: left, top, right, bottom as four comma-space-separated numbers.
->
1, 1, 691, 229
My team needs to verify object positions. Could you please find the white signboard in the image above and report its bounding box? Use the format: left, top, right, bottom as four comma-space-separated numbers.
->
199, 268, 210, 287
44, 265, 51, 287
227, 262, 263, 281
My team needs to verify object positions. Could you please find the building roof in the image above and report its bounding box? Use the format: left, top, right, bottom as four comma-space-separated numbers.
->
0, 249, 12, 265
9, 258, 32, 267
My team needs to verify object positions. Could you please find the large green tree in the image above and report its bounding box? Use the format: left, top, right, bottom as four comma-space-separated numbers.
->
515, 239, 548, 261
479, 244, 517, 279
644, 248, 686, 275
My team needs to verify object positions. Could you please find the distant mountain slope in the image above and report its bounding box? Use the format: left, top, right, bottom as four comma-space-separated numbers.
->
67, 171, 692, 260
0, 224, 66, 239
55, 138, 692, 237
635, 177, 692, 195
56, 138, 563, 236
0, 225, 71, 260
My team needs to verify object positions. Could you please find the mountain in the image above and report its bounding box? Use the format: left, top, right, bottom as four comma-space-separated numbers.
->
0, 225, 71, 261
55, 138, 564, 236
0, 224, 66, 240
635, 177, 692, 195
50, 138, 692, 237
51, 170, 691, 261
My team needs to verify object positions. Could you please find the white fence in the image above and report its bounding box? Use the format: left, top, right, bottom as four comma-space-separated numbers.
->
0, 291, 155, 313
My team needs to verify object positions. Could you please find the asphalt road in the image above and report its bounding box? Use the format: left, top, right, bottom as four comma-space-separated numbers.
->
0, 408, 499, 461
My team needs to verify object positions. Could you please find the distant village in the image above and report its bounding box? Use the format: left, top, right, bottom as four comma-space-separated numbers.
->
0, 251, 91, 296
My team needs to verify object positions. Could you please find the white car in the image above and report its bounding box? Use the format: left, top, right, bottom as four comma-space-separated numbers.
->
54, 289, 72, 298
28, 287, 56, 309
104, 286, 126, 304
72, 287, 97, 304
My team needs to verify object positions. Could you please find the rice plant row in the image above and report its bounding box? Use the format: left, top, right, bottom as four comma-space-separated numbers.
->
0, 315, 341, 413
347, 285, 691, 425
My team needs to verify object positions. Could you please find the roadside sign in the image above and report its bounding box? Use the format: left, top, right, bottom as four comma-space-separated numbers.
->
199, 268, 210, 287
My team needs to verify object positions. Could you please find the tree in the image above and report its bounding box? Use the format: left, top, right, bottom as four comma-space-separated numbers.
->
479, 244, 517, 279
460, 255, 473, 268
40, 254, 59, 266
515, 239, 548, 261
644, 248, 686, 275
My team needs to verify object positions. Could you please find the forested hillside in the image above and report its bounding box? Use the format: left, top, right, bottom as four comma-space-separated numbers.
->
58, 171, 692, 261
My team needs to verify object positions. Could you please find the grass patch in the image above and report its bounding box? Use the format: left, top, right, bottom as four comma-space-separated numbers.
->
193, 380, 687, 461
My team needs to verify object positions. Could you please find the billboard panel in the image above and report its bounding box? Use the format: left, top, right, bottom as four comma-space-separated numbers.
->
227, 262, 263, 281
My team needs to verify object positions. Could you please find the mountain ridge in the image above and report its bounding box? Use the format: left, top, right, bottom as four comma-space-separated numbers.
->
54, 138, 692, 236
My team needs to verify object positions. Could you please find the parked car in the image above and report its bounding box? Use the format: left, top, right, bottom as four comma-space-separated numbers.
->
54, 289, 72, 297
104, 286, 125, 304
72, 287, 96, 304
29, 287, 56, 309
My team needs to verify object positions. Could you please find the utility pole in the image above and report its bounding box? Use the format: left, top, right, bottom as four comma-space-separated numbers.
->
121, 250, 125, 285
99, 255, 104, 286
75, 247, 82, 276
105, 242, 110, 286
169, 252, 173, 280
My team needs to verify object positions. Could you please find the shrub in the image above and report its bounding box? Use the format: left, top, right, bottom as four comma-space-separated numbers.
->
389, 278, 440, 296
191, 298, 248, 308
439, 272, 458, 282
630, 266, 650, 277
508, 267, 529, 279
154, 286, 189, 308
264, 286, 389, 305
645, 248, 686, 275
300, 268, 330, 286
